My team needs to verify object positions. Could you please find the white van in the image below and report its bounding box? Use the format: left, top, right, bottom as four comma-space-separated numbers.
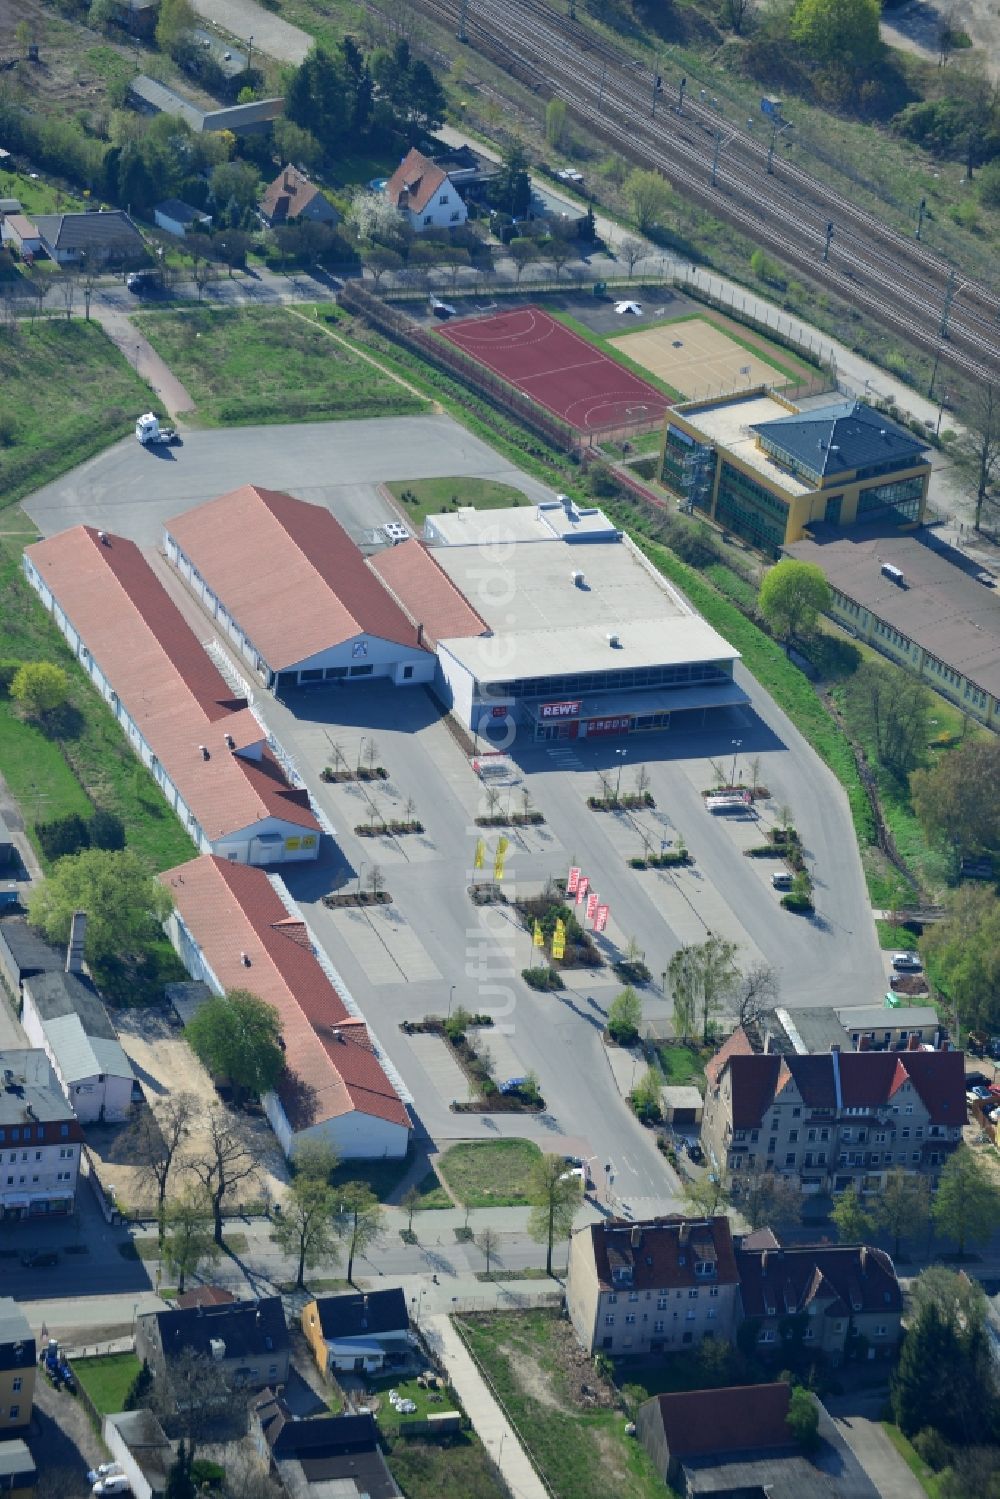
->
771, 871, 793, 890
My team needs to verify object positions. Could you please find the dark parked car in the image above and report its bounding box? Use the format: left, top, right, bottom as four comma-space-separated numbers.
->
20, 1250, 58, 1267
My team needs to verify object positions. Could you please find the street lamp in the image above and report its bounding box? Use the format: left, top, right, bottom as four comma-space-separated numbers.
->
448, 984, 456, 1018
730, 738, 742, 786
614, 747, 628, 798
247, 33, 254, 72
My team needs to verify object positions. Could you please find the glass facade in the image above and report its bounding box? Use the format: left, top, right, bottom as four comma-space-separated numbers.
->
486, 660, 731, 701
856, 476, 924, 524
715, 462, 789, 557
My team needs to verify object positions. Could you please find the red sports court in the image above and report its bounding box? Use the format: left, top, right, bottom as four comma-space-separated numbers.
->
437, 305, 672, 434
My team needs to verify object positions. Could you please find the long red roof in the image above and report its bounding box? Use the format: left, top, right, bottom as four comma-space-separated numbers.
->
160, 856, 409, 1132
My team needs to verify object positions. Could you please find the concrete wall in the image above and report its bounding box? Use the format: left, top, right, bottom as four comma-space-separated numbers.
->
264, 1088, 408, 1162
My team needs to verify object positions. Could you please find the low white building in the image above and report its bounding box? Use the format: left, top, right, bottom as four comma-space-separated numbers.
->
0, 1050, 83, 1220
164, 485, 435, 692
103, 1410, 173, 1499
384, 147, 467, 232
21, 969, 134, 1127
23, 526, 322, 865
162, 855, 411, 1161
152, 199, 211, 237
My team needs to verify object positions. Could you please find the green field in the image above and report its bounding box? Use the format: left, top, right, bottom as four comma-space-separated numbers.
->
438, 1139, 543, 1207
0, 320, 165, 514
386, 1433, 509, 1499
134, 306, 429, 427
457, 1310, 665, 1499
386, 476, 529, 526
73, 1352, 141, 1416
656, 1042, 709, 1091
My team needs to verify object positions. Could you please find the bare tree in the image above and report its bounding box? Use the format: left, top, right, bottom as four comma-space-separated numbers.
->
126, 1093, 197, 1236
546, 230, 575, 280
731, 1167, 802, 1230
55, 271, 76, 321
747, 753, 763, 796
485, 783, 502, 818
477, 1225, 500, 1275
957, 382, 1000, 533
634, 764, 651, 797
596, 769, 614, 803
724, 0, 757, 33
735, 962, 778, 1032
366, 864, 386, 900
188, 1109, 258, 1246
223, 1452, 284, 1499
619, 236, 645, 276
365, 736, 381, 774
79, 251, 100, 322
152, 1347, 241, 1454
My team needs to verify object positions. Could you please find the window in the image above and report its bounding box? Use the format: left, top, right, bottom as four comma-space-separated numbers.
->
8, 1406, 18, 1420
401, 665, 414, 680
707, 1308, 717, 1320
685, 1309, 696, 1321
789, 1130, 798, 1143
709, 1287, 719, 1298
605, 1314, 615, 1326
874, 1325, 887, 1337
653, 1320, 665, 1333
11, 1379, 21, 1394
439, 194, 449, 204
628, 1291, 639, 1302
423, 215, 432, 225
349, 663, 373, 677
785, 1153, 795, 1166
608, 1293, 617, 1305
656, 1297, 667, 1310
768, 1139, 776, 1154
450, 211, 461, 222
624, 1313, 637, 1326
688, 1289, 699, 1299
758, 1329, 777, 1344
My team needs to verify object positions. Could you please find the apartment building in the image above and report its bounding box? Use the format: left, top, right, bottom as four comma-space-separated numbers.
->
0, 1050, 84, 1220
567, 1217, 741, 1356
0, 1299, 35, 1434
702, 1041, 965, 1198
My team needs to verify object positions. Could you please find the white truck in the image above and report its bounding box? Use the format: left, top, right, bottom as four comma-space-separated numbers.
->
135, 412, 180, 447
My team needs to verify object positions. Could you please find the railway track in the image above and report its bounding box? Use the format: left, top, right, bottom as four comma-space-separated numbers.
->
415, 0, 1000, 385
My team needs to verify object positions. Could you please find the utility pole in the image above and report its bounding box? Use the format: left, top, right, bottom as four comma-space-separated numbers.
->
598, 63, 606, 110
767, 117, 778, 175
652, 61, 661, 119
712, 129, 722, 187
939, 267, 957, 340
916, 196, 926, 241
247, 33, 253, 73
678, 75, 686, 114
458, 0, 468, 42
822, 220, 834, 263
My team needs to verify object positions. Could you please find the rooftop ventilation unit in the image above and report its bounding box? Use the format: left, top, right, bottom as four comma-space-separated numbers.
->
607, 632, 622, 648
98, 531, 109, 545
880, 563, 906, 587
224, 733, 235, 750
240, 951, 251, 967
571, 571, 585, 587
199, 745, 210, 760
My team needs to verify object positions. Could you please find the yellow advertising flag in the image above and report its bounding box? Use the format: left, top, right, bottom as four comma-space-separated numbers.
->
532, 920, 544, 949
494, 835, 510, 882
473, 837, 486, 871
552, 917, 566, 960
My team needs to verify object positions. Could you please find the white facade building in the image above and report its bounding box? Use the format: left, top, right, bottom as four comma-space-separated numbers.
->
0, 1050, 83, 1220
384, 148, 468, 232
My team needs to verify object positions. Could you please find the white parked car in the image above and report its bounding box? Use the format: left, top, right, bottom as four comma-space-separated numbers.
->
614, 300, 643, 316
93, 1477, 131, 1497
891, 952, 922, 972
87, 1465, 123, 1485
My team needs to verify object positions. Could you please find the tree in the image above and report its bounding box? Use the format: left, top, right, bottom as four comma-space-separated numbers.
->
209, 160, 259, 212
733, 1168, 802, 1231
186, 990, 284, 1105
401, 1185, 423, 1237
921, 886, 1000, 1035
162, 1188, 220, 1294
165, 1442, 196, 1499
272, 119, 323, 173
155, 1348, 237, 1454
893, 1267, 999, 1443
734, 962, 778, 1032
619, 236, 645, 276
545, 230, 574, 280
272, 1172, 339, 1289
830, 1183, 875, 1243
347, 188, 406, 247
125, 1093, 197, 1235
876, 1168, 930, 1257
630, 1066, 662, 1123
790, 0, 882, 66
155, 0, 196, 53
668, 934, 738, 1043
477, 1225, 500, 1275
955, 382, 1000, 532
787, 1387, 820, 1451
683, 1173, 727, 1217
911, 738, 1000, 860
488, 141, 531, 218
724, 0, 757, 33
527, 1153, 580, 1275
28, 847, 172, 969
843, 660, 933, 779
335, 1182, 382, 1283
363, 245, 402, 286
931, 1144, 1000, 1256
11, 661, 68, 719
607, 985, 642, 1044
624, 168, 672, 233
757, 559, 831, 645
292, 1138, 339, 1183
507, 236, 538, 283
189, 1109, 258, 1245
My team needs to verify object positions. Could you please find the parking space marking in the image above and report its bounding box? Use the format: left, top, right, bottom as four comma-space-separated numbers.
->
406, 1033, 471, 1103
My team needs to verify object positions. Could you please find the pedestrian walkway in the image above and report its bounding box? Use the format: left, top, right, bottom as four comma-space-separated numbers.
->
423, 1313, 551, 1499
91, 300, 195, 419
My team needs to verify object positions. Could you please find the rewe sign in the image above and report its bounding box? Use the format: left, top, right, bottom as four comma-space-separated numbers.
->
539, 700, 582, 720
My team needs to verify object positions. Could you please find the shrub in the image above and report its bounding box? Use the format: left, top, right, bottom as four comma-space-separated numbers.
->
521, 966, 564, 991
88, 808, 126, 851
0, 660, 21, 695
36, 813, 91, 863
912, 1428, 952, 1472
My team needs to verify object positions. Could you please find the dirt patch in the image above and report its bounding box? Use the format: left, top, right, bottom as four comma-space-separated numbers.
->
498, 1315, 617, 1414
593, 1425, 630, 1485
504, 1343, 565, 1411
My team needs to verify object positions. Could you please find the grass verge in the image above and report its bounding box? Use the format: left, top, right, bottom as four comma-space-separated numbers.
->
438, 1139, 542, 1207
385, 1433, 508, 1499
882, 1423, 942, 1497
330, 1157, 451, 1209
655, 1042, 709, 1091
0, 320, 165, 515
73, 1352, 141, 1416
134, 306, 428, 427
386, 476, 530, 526
457, 1310, 664, 1499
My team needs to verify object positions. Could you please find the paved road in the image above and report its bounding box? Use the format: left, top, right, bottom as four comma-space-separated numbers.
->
24, 412, 559, 548
190, 0, 311, 62
826, 1395, 927, 1499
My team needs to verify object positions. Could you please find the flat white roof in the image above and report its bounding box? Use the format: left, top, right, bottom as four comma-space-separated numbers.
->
426, 499, 618, 547
431, 524, 739, 684
680, 394, 811, 497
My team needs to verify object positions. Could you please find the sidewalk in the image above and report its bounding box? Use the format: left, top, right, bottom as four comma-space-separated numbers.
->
423, 1312, 550, 1499
91, 299, 195, 419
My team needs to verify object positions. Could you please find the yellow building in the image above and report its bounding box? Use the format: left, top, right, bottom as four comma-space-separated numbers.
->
0, 1299, 35, 1434
661, 392, 930, 557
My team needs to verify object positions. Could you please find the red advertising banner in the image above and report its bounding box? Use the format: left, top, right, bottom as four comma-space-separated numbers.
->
567, 866, 581, 894
540, 700, 582, 720
491, 704, 507, 718
586, 891, 599, 922
586, 716, 633, 738
575, 876, 590, 906
594, 904, 609, 934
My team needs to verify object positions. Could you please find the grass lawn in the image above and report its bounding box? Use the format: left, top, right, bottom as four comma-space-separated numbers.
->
368, 1373, 458, 1434
0, 320, 165, 514
134, 307, 428, 427
330, 1157, 451, 1209
655, 1042, 708, 1091
0, 169, 88, 219
457, 1310, 664, 1499
882, 1423, 941, 1497
438, 1139, 542, 1207
385, 1433, 508, 1499
73, 1352, 141, 1416
386, 476, 529, 527
0, 531, 197, 876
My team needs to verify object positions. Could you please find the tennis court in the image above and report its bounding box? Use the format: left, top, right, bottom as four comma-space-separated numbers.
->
609, 316, 793, 400
437, 305, 673, 434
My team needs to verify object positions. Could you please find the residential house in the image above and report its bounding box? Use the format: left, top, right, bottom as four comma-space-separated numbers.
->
33, 210, 146, 266
164, 486, 435, 692
161, 855, 410, 1160
0, 1050, 83, 1219
701, 1042, 966, 1197
135, 1296, 290, 1393
637, 1382, 878, 1498
758, 1006, 944, 1056
0, 1299, 35, 1433
260, 166, 339, 228
735, 1231, 903, 1365
302, 1289, 414, 1377
251, 1392, 401, 1498
0, 215, 42, 258
20, 914, 135, 1124
0, 1441, 35, 1498
24, 526, 322, 866
153, 200, 211, 238
567, 1216, 741, 1356
0, 918, 62, 999
102, 1410, 173, 1499
384, 147, 467, 232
